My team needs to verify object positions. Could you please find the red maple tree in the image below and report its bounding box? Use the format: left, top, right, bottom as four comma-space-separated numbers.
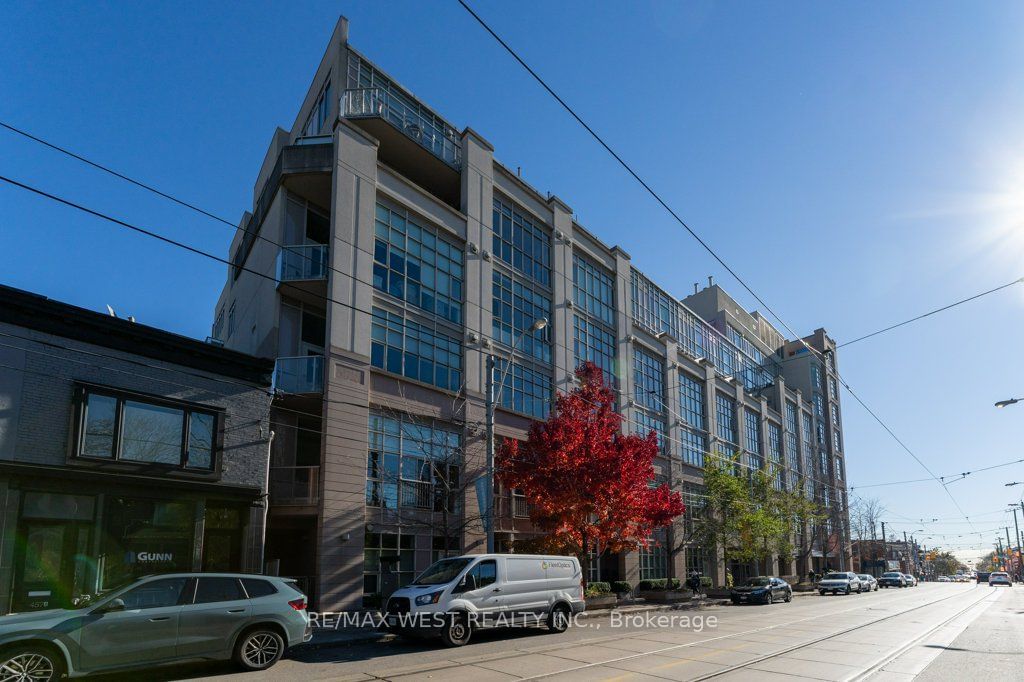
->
497, 362, 685, 582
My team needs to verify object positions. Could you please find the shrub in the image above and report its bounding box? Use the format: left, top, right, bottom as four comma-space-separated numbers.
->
666, 578, 682, 590
700, 576, 713, 588
637, 578, 667, 591
612, 580, 633, 594
585, 581, 611, 597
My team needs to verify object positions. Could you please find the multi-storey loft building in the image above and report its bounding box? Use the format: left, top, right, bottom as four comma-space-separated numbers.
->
212, 16, 852, 611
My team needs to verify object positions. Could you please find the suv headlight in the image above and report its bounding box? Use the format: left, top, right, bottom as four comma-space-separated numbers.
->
415, 591, 443, 606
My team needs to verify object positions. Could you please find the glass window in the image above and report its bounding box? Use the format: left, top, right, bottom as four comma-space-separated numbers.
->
374, 202, 464, 324
632, 409, 665, 451
120, 577, 188, 610
194, 577, 245, 604
370, 307, 463, 391
362, 531, 416, 604
492, 197, 551, 286
366, 410, 461, 513
767, 421, 783, 490
79, 389, 216, 471
241, 578, 278, 599
744, 410, 762, 469
492, 270, 551, 363
82, 393, 117, 458
100, 497, 195, 590
785, 402, 800, 475
493, 359, 551, 419
828, 376, 838, 400
678, 372, 706, 466
833, 428, 842, 453
573, 315, 616, 386
830, 403, 840, 426
572, 255, 614, 326
630, 269, 679, 339
468, 560, 497, 589
639, 530, 668, 580
715, 394, 737, 453
633, 346, 664, 412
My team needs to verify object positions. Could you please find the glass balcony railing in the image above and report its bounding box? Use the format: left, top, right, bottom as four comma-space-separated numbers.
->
269, 466, 320, 505
277, 244, 328, 282
342, 87, 462, 170
273, 356, 324, 394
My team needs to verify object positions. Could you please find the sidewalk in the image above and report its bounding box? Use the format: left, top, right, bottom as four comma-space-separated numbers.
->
297, 597, 733, 651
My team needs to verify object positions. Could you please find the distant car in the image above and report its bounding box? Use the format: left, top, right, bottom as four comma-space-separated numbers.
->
818, 572, 863, 595
938, 575, 951, 582
730, 576, 793, 605
976, 572, 991, 584
878, 571, 907, 588
989, 571, 1012, 587
856, 574, 879, 591
902, 573, 918, 587
0, 573, 311, 680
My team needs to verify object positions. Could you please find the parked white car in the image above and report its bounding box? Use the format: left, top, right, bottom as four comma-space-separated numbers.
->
818, 572, 863, 595
384, 554, 586, 646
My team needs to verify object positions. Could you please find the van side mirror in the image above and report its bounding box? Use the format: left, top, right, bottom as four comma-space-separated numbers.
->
98, 598, 126, 614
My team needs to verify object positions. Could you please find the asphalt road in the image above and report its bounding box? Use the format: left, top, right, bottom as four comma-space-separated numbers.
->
92, 582, 1019, 681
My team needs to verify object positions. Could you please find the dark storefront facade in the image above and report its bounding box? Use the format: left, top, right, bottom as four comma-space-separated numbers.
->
0, 285, 273, 613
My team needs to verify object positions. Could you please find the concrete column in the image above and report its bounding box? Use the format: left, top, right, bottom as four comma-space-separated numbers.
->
459, 128, 494, 399
316, 120, 380, 612
547, 196, 574, 393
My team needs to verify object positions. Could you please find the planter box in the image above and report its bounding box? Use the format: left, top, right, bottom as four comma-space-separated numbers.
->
585, 594, 618, 609
704, 587, 732, 598
637, 589, 693, 603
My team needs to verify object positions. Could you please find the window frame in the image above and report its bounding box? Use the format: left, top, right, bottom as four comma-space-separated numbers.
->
71, 383, 223, 474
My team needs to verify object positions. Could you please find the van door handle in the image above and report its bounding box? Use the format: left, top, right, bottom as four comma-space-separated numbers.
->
492, 588, 501, 592
228, 608, 246, 613
148, 616, 170, 622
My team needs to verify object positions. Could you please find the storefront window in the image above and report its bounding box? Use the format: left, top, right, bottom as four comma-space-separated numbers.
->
100, 497, 195, 590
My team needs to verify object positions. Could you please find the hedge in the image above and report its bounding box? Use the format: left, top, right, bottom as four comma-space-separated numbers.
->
612, 580, 633, 594
637, 578, 682, 591
585, 581, 611, 596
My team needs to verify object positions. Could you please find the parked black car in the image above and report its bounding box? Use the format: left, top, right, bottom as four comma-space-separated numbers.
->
730, 576, 792, 605
976, 571, 991, 584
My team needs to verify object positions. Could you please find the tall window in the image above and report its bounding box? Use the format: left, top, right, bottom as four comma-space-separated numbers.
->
785, 401, 800, 475
715, 393, 738, 458
767, 421, 783, 490
363, 531, 414, 605
828, 376, 838, 400
492, 270, 551, 363
493, 359, 551, 419
801, 412, 815, 491
301, 76, 332, 137
830, 403, 840, 426
572, 255, 614, 326
370, 308, 463, 391
639, 529, 668, 580
492, 197, 551, 286
811, 364, 822, 390
678, 372, 707, 466
813, 393, 824, 418
373, 202, 464, 324
365, 411, 461, 512
744, 409, 763, 469
631, 269, 679, 338
77, 386, 217, 471
573, 316, 616, 385
835, 457, 845, 480
817, 420, 826, 445
633, 346, 665, 450
832, 428, 842, 453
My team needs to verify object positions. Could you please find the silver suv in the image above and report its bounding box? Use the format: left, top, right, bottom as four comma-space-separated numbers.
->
0, 573, 311, 680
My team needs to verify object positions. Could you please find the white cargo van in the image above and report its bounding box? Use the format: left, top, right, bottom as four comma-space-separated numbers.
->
383, 554, 586, 646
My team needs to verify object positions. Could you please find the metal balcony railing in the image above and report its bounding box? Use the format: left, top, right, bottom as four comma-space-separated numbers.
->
342, 87, 462, 170
277, 244, 328, 282
269, 466, 320, 505
273, 356, 324, 395
512, 496, 530, 518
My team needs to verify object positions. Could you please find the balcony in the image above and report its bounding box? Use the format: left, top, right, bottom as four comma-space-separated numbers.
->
269, 466, 320, 506
341, 87, 462, 208
273, 356, 324, 395
277, 244, 328, 280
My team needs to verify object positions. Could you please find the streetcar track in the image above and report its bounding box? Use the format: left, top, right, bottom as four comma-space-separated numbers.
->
374, 585, 964, 680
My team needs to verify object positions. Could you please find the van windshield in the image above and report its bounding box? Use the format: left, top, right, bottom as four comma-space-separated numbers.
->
410, 558, 473, 586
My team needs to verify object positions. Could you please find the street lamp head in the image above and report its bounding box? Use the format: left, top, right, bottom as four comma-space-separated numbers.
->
529, 318, 548, 333
995, 398, 1021, 408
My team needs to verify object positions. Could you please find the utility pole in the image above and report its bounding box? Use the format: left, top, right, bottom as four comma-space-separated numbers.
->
1014, 507, 1023, 582
881, 521, 887, 571
903, 531, 910, 573
1007, 527, 1015, 578
484, 354, 496, 554
997, 537, 1004, 571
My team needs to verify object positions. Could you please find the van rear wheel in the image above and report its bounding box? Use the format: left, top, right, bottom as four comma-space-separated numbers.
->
441, 613, 472, 647
548, 604, 571, 633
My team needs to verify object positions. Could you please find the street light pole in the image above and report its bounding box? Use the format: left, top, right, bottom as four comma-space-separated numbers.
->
484, 318, 548, 555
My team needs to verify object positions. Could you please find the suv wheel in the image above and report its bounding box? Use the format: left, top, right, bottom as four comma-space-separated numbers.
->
0, 646, 64, 682
784, 590, 792, 603
441, 613, 472, 647
548, 604, 571, 633
234, 628, 285, 671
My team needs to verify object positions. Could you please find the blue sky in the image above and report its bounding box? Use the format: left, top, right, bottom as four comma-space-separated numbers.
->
3, 1, 1024, 562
